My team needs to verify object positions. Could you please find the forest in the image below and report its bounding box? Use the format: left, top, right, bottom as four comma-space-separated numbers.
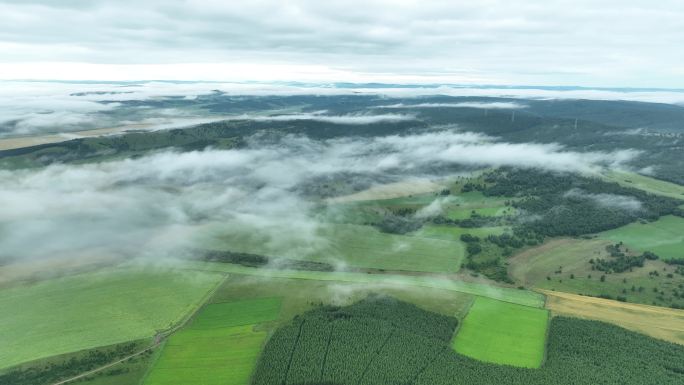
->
251, 295, 684, 385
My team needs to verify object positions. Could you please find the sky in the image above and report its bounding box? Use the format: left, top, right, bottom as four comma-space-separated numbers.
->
1, 0, 683, 87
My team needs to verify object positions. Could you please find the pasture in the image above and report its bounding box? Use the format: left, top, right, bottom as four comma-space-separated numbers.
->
599, 215, 684, 260
143, 298, 281, 385
510, 237, 684, 307
204, 223, 465, 273
452, 297, 549, 368
0, 267, 224, 370
601, 170, 684, 201
187, 261, 546, 308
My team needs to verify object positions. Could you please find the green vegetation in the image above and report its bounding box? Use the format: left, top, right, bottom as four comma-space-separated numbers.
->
600, 215, 684, 260
510, 238, 684, 307
601, 171, 684, 201
210, 274, 476, 322
252, 296, 684, 385
0, 267, 224, 370
482, 168, 683, 237
188, 261, 546, 308
0, 340, 148, 385
144, 298, 281, 385
452, 297, 548, 368
251, 295, 457, 385
203, 223, 464, 273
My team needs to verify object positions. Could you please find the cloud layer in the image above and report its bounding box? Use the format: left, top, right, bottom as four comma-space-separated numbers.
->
1, 1, 683, 86
0, 129, 639, 262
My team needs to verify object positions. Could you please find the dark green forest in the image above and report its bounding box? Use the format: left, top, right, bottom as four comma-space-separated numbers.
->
252, 296, 684, 385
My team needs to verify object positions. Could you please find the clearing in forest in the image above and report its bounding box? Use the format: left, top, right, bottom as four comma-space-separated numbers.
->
452, 297, 548, 368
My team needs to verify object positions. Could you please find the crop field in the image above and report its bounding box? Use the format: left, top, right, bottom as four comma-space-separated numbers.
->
186, 261, 546, 308
541, 289, 684, 345
452, 297, 549, 368
204, 223, 465, 273
0, 267, 224, 370
599, 215, 684, 260
143, 298, 281, 385
210, 274, 476, 321
412, 224, 508, 241
601, 170, 684, 201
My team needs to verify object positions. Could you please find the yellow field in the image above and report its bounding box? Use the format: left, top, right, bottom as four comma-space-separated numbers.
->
541, 289, 684, 345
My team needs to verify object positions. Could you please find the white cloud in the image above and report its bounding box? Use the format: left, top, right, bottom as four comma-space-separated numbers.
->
564, 188, 643, 211
0, 129, 640, 261
375, 102, 527, 109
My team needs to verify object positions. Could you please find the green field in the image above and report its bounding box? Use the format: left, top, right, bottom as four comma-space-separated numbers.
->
203, 223, 464, 273
412, 224, 508, 241
186, 261, 546, 308
0, 267, 224, 370
601, 170, 684, 201
452, 297, 549, 368
599, 215, 684, 260
510, 237, 684, 307
143, 298, 281, 385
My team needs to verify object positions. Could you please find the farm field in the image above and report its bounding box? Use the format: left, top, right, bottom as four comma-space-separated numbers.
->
210, 274, 476, 321
599, 215, 684, 260
186, 261, 546, 308
452, 297, 549, 368
411, 224, 508, 242
601, 170, 684, 201
203, 222, 465, 273
0, 267, 224, 370
143, 298, 281, 385
542, 290, 684, 345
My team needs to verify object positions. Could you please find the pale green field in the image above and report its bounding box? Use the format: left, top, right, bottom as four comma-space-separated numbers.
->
144, 298, 281, 385
203, 223, 464, 273
185, 261, 546, 308
599, 215, 684, 260
0, 267, 224, 370
412, 224, 508, 241
601, 171, 684, 201
452, 297, 549, 368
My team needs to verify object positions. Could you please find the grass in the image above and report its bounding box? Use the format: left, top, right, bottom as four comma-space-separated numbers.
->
452, 297, 549, 368
509, 237, 684, 307
601, 170, 684, 201
599, 215, 684, 260
541, 289, 684, 345
0, 266, 224, 370
190, 297, 282, 329
412, 224, 508, 242
203, 223, 465, 273
210, 274, 476, 322
185, 261, 546, 308
143, 298, 281, 385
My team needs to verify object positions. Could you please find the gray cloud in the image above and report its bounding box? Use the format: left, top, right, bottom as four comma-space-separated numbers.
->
0, 1, 683, 86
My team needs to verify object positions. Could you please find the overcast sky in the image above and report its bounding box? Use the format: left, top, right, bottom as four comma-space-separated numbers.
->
1, 0, 683, 87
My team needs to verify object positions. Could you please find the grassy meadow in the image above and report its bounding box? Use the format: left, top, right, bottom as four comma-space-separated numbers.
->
510, 237, 684, 307
0, 267, 224, 370
143, 298, 281, 385
599, 215, 684, 260
187, 261, 546, 308
203, 222, 465, 273
452, 297, 549, 368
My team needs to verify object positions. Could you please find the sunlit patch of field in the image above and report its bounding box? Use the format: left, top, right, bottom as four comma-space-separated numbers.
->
541, 289, 684, 345
452, 297, 548, 368
599, 215, 684, 260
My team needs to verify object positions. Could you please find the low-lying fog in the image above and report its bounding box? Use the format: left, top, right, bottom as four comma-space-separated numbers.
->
0, 129, 639, 265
